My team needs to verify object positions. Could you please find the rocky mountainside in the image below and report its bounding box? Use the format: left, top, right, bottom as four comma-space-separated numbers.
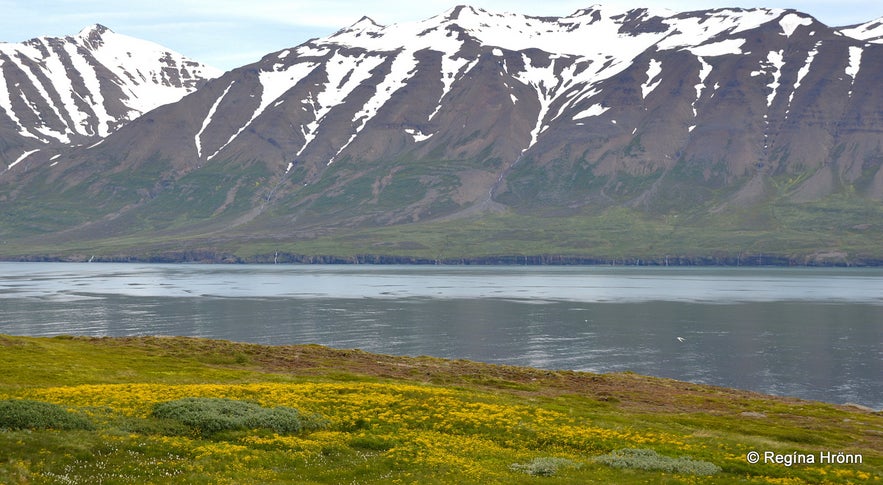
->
0, 24, 220, 168
2, 6, 883, 263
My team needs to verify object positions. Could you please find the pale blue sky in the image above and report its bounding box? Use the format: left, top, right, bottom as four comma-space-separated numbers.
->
2, 1, 881, 70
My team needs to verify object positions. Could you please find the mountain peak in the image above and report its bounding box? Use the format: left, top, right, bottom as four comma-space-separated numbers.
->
75, 23, 116, 49
443, 5, 488, 20
353, 15, 382, 28
333, 15, 384, 35
82, 23, 111, 33
78, 23, 113, 38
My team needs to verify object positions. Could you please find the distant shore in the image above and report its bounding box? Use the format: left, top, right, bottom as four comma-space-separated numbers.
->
4, 251, 882, 266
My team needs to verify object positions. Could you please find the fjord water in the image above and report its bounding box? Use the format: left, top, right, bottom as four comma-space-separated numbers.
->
1, 263, 881, 408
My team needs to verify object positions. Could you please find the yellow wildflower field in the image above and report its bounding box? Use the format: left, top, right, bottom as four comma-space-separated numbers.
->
0, 336, 879, 484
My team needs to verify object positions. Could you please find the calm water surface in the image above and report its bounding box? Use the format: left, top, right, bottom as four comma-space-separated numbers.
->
1, 263, 881, 408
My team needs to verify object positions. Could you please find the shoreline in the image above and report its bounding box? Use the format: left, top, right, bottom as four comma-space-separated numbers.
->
4, 334, 882, 412
3, 251, 882, 266
1, 333, 880, 411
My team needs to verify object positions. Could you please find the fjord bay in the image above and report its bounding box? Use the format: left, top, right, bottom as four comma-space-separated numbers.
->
1, 263, 880, 409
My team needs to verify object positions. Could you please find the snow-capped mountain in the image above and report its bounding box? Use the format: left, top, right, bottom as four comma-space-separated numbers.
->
63, 6, 883, 202
3, 6, 883, 262
0, 24, 220, 167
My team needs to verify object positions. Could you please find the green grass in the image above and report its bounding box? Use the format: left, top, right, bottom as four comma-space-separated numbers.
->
0, 335, 880, 484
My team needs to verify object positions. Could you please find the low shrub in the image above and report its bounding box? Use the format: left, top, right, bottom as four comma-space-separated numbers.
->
509, 457, 582, 476
0, 399, 93, 430
594, 448, 721, 476
151, 397, 324, 435
348, 434, 397, 451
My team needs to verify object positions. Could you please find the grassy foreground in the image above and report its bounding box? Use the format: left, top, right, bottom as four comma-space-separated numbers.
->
0, 335, 880, 484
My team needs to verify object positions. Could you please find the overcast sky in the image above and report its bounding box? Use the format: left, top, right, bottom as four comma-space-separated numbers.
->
3, 1, 882, 70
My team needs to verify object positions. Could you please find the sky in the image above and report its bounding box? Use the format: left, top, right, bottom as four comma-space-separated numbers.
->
2, 1, 882, 70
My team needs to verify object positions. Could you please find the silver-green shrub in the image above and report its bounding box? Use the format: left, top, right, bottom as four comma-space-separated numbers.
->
594, 448, 721, 475
509, 457, 582, 476
0, 399, 93, 430
152, 397, 324, 435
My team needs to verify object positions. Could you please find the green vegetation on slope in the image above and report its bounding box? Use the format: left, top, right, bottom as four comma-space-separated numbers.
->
2, 194, 882, 265
0, 335, 880, 484
227, 194, 883, 265
2, 140, 883, 264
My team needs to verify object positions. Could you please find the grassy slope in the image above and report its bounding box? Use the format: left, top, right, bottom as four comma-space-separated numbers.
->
1, 187, 882, 264
2, 200, 882, 264
204, 195, 880, 266
0, 335, 880, 484
2, 149, 882, 264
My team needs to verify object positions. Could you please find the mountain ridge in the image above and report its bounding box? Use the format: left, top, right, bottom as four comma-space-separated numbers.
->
2, 6, 883, 263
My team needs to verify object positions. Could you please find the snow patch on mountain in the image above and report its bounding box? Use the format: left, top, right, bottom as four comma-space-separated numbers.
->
513, 54, 561, 151
7, 149, 39, 169
572, 103, 609, 120
641, 59, 663, 99
196, 81, 236, 159
405, 128, 432, 142
430, 56, 475, 122
786, 44, 819, 116
779, 13, 813, 37
295, 45, 332, 58
838, 18, 883, 43
329, 51, 418, 165
686, 39, 746, 57
462, 6, 672, 58
0, 75, 38, 141
846, 46, 863, 97
693, 57, 713, 117
755, 50, 785, 108
62, 41, 114, 136
209, 62, 318, 160
297, 52, 385, 156
657, 8, 782, 51
3, 46, 73, 143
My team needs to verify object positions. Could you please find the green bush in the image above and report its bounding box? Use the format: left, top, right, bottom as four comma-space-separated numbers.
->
151, 397, 324, 435
348, 434, 397, 451
0, 399, 93, 430
594, 448, 721, 476
509, 457, 582, 476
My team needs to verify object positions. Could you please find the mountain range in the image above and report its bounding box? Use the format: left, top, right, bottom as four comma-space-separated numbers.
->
2, 5, 883, 264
